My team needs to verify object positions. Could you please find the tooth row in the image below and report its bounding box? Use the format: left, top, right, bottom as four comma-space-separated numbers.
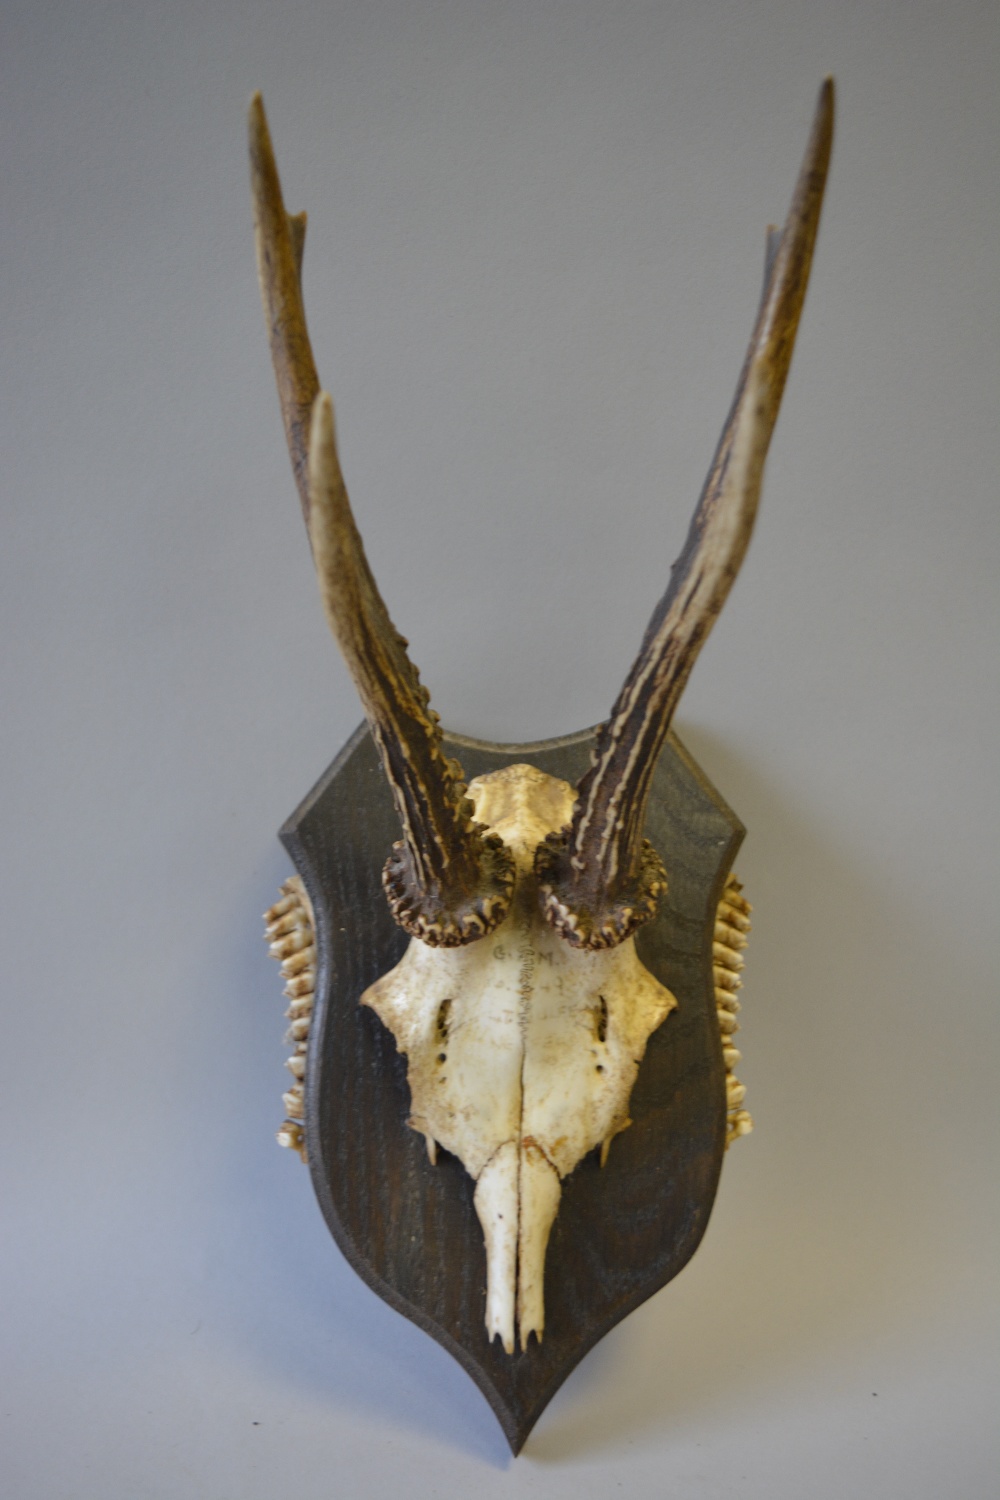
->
714, 873, 753, 1150
264, 875, 315, 1164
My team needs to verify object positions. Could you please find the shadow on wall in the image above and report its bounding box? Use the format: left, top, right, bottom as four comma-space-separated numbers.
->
527, 724, 985, 1460
207, 732, 982, 1465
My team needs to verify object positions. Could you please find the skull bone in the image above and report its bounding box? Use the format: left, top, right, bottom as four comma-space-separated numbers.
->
362, 763, 676, 1353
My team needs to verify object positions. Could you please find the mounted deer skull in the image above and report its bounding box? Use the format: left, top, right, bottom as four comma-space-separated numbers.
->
251, 84, 832, 1358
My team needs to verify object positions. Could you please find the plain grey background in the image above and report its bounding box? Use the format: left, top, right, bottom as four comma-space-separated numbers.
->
2, 1, 997, 1495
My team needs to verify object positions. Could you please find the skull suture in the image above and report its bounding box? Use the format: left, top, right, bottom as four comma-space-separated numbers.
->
250, 83, 831, 1357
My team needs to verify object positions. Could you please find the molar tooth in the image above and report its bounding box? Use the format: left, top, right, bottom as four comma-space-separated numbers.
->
283, 973, 315, 998
715, 871, 751, 1148
712, 941, 745, 970
276, 1120, 305, 1152
714, 921, 748, 949
266, 909, 307, 940
285, 995, 314, 1020
281, 944, 315, 978
269, 927, 311, 960
282, 1087, 304, 1118
264, 893, 297, 923
267, 879, 314, 1160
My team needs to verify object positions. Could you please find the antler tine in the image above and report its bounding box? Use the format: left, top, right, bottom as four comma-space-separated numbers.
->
307, 396, 515, 945
538, 79, 834, 950
249, 94, 320, 526
251, 96, 514, 946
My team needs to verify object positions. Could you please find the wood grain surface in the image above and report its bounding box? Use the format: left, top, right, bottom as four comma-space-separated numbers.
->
280, 724, 743, 1451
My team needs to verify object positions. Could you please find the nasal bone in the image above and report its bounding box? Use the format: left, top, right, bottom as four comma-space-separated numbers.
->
474, 1140, 561, 1354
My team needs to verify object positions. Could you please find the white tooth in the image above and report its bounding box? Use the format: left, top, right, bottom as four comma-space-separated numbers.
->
276, 1120, 304, 1151
264, 893, 297, 923
281, 944, 315, 978
712, 941, 744, 970
266, 909, 307, 940
284, 973, 315, 999
285, 994, 314, 1019
270, 927, 310, 960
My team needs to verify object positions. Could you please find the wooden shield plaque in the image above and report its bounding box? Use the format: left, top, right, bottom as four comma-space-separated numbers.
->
278, 720, 743, 1452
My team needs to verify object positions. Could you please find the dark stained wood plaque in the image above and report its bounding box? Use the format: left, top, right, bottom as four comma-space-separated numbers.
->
279, 722, 743, 1452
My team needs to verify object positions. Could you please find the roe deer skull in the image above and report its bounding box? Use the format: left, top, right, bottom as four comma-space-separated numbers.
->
250, 82, 832, 1354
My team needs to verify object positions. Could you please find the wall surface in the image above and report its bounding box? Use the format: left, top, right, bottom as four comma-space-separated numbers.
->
2, 2, 997, 1495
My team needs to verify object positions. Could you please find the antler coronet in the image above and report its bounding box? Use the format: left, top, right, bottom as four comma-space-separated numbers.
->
535, 831, 667, 951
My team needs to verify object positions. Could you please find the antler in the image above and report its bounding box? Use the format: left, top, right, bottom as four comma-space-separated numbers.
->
248, 96, 319, 526
250, 95, 514, 946
537, 79, 834, 950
